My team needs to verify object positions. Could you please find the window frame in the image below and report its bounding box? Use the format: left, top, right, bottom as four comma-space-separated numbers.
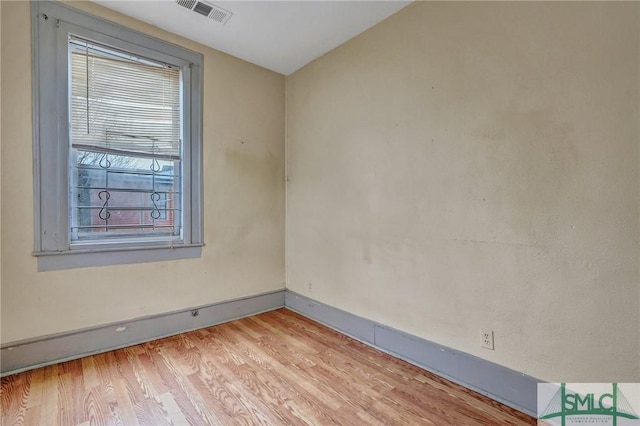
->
32, 1, 204, 271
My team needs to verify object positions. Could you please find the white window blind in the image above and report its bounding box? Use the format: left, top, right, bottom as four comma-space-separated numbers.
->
70, 37, 182, 160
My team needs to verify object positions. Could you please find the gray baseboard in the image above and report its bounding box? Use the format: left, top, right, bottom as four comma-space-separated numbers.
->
0, 289, 285, 376
1, 287, 539, 417
284, 290, 541, 417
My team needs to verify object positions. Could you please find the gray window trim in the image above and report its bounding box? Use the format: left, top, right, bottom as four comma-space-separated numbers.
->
32, 1, 204, 271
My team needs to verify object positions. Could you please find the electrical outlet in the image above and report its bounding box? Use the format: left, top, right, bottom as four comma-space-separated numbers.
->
481, 328, 494, 350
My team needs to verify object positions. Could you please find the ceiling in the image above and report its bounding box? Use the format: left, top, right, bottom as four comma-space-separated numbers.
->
92, 0, 411, 75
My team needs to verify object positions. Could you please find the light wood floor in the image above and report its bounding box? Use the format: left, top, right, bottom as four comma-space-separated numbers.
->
1, 309, 535, 425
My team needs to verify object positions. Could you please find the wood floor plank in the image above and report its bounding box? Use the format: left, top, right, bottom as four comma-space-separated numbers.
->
156, 391, 190, 425
0, 371, 30, 426
38, 365, 61, 426
24, 368, 44, 410
56, 371, 76, 426
150, 342, 227, 425
1, 308, 535, 425
90, 352, 127, 426
193, 328, 304, 425
81, 387, 107, 426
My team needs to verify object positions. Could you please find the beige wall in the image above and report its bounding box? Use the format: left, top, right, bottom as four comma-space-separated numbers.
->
0, 1, 285, 343
287, 2, 640, 382
2, 0, 639, 384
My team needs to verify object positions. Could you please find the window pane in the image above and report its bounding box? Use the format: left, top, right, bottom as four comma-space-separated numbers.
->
70, 151, 181, 241
68, 37, 183, 243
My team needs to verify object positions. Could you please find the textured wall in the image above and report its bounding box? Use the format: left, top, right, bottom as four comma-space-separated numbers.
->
286, 2, 640, 381
0, 1, 285, 343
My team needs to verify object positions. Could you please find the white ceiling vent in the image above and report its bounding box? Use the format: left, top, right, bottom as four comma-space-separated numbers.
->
176, 0, 232, 24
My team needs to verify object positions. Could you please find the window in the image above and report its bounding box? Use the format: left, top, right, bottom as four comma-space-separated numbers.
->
32, 2, 203, 271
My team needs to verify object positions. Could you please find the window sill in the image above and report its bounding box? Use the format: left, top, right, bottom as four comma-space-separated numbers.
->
33, 244, 203, 272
